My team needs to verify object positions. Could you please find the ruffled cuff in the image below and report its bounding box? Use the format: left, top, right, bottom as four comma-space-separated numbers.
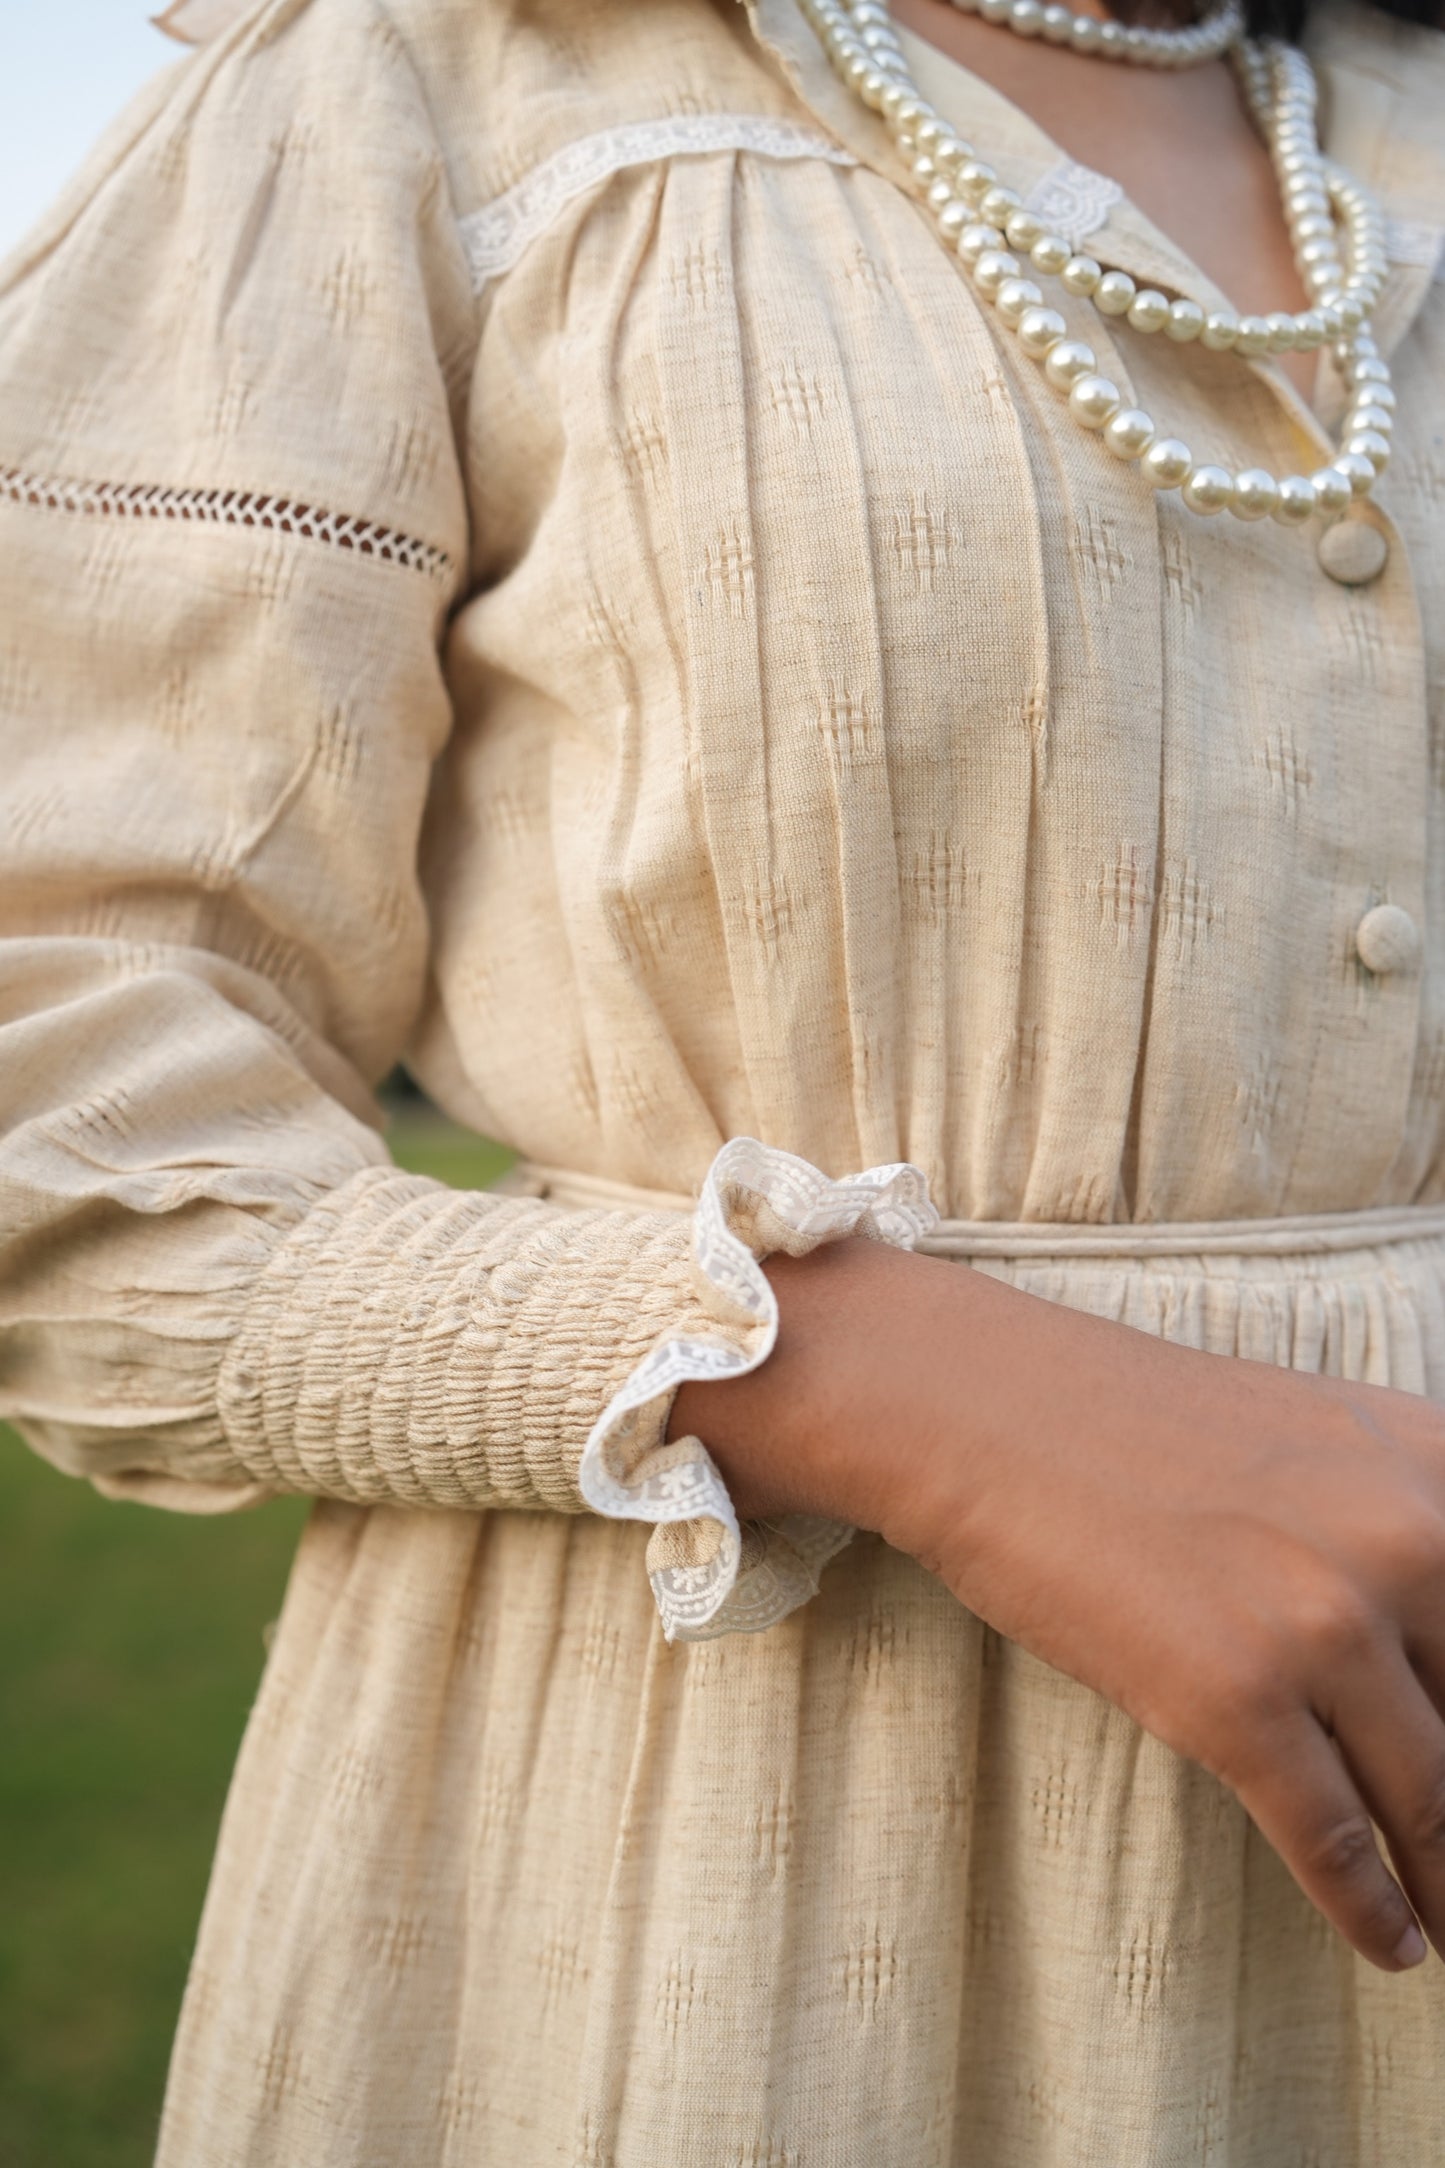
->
577, 1136, 937, 1643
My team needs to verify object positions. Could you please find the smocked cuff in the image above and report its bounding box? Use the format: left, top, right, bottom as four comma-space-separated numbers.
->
577, 1135, 937, 1642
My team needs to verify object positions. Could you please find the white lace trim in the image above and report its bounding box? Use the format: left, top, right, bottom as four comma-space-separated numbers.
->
577, 1135, 938, 1643
0, 468, 455, 584
1387, 215, 1444, 277
1024, 159, 1124, 251
459, 115, 857, 293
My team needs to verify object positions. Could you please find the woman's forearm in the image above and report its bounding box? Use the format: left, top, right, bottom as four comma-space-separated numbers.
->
671, 1232, 1445, 1979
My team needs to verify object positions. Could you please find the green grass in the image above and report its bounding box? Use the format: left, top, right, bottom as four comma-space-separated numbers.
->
0, 1111, 512, 2168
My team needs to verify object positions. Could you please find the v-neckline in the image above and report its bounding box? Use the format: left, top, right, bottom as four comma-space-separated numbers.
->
889, 17, 1337, 430
741, 0, 1443, 460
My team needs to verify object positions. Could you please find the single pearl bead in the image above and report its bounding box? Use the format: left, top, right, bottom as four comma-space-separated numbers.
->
1070, 13, 1102, 48
1127, 289, 1171, 334
996, 276, 1045, 325
1095, 270, 1137, 316
937, 201, 970, 240
1265, 312, 1298, 350
980, 184, 1024, 224
958, 161, 998, 200
1181, 465, 1235, 514
926, 180, 956, 214
1295, 213, 1334, 243
915, 118, 948, 152
1333, 450, 1378, 495
1104, 407, 1156, 460
1044, 339, 1098, 389
1231, 469, 1280, 520
1351, 355, 1391, 386
1005, 208, 1046, 251
973, 249, 1022, 297
1358, 381, 1396, 410
1069, 374, 1123, 428
934, 137, 973, 174
979, 0, 1012, 19
1009, 0, 1046, 34
1345, 428, 1391, 473
1030, 233, 1072, 275
1059, 256, 1102, 298
1041, 3, 1075, 39
1164, 299, 1205, 343
957, 223, 1003, 265
1272, 474, 1319, 524
1142, 439, 1193, 489
1201, 310, 1240, 350
1349, 403, 1394, 438
1235, 316, 1271, 356
1311, 466, 1353, 515
1293, 309, 1327, 349
1017, 305, 1069, 357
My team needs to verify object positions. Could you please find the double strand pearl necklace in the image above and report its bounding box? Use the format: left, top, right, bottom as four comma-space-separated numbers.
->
801, 0, 1396, 522
947, 0, 1245, 70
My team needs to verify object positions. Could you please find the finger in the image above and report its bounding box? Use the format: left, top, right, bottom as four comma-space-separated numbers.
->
1230, 1711, 1426, 1972
1329, 1652, 1445, 1963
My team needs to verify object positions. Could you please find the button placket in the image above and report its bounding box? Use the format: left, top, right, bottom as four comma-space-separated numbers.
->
1316, 512, 1390, 586
1355, 902, 1423, 977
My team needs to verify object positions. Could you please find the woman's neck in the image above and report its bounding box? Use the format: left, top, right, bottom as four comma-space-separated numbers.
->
887, 0, 1320, 397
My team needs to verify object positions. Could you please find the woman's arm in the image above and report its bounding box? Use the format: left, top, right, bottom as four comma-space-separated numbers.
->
673, 1234, 1445, 1975
0, 1, 883, 1650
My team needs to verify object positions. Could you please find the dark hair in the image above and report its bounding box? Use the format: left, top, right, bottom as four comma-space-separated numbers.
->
1249, 0, 1443, 29
1114, 0, 1444, 33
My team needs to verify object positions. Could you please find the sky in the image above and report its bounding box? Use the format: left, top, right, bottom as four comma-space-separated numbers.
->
0, 4, 172, 259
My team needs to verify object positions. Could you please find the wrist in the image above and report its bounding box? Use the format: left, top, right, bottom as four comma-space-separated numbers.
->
666, 1233, 954, 1529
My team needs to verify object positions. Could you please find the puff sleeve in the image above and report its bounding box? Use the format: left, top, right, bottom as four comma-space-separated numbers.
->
0, 0, 935, 1640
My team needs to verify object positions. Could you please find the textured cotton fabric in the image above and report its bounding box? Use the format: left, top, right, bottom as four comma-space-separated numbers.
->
2, 0, 1445, 2156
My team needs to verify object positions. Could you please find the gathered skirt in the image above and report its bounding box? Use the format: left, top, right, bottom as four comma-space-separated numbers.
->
156, 1210, 1445, 2167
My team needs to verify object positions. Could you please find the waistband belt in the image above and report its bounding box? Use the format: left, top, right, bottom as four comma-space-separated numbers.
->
498, 1158, 1445, 1261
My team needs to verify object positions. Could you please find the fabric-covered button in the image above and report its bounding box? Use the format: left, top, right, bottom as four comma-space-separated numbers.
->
1355, 903, 1422, 975
1317, 516, 1389, 586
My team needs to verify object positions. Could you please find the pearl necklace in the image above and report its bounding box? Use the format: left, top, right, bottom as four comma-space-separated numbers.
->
803, 0, 1395, 522
949, 0, 1245, 70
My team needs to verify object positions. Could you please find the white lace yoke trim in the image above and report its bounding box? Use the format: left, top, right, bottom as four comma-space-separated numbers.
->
459, 115, 858, 293
0, 468, 456, 584
1386, 215, 1445, 277
577, 1135, 937, 1643
1023, 159, 1124, 251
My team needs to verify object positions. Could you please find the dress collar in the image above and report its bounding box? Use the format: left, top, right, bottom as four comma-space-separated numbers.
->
151, 0, 254, 44
740, 0, 1442, 443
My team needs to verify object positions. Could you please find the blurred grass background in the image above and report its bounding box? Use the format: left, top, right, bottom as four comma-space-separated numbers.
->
0, 1091, 512, 2168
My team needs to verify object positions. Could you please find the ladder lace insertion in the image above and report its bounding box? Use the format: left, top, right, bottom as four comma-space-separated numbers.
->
0, 466, 456, 585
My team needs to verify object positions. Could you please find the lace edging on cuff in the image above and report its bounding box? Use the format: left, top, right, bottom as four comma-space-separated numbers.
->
577, 1136, 937, 1643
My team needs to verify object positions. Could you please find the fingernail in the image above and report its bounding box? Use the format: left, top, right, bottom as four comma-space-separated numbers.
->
1391, 1922, 1428, 1969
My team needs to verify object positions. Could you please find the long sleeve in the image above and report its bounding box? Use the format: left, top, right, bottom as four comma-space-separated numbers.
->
0, 0, 936, 1640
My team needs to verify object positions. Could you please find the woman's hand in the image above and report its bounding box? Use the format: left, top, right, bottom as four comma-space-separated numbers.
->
668, 1234, 1445, 1974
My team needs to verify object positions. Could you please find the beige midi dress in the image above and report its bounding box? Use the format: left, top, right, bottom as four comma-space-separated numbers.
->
3, 0, 1445, 2156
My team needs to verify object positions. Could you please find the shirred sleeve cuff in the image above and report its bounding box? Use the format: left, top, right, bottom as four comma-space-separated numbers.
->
577, 1135, 938, 1643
